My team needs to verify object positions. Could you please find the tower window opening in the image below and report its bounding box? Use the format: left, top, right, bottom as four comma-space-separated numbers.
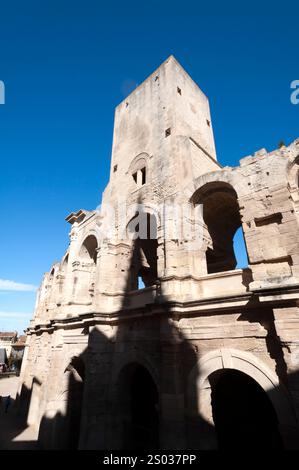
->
128, 212, 158, 290
132, 168, 147, 187
165, 128, 171, 137
141, 167, 146, 185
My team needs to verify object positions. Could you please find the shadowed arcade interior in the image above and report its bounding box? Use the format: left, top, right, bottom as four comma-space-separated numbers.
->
117, 362, 159, 450
209, 369, 284, 449
64, 356, 85, 450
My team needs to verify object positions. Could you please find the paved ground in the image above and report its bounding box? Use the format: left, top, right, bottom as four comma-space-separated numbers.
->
0, 376, 19, 398
0, 376, 38, 450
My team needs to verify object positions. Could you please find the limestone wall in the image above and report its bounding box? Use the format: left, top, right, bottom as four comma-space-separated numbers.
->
19, 56, 299, 449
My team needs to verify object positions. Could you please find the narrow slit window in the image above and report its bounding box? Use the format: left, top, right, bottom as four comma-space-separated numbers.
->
141, 167, 146, 185
132, 172, 137, 183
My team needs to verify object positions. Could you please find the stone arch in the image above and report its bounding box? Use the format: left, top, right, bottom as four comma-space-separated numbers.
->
46, 264, 60, 304
187, 348, 297, 448
126, 209, 159, 289
111, 351, 159, 389
127, 152, 149, 175
49, 264, 58, 281
73, 233, 99, 301
191, 169, 242, 199
61, 253, 69, 273
126, 203, 162, 232
56, 254, 69, 296
190, 180, 248, 273
127, 152, 149, 188
78, 234, 98, 264
287, 154, 299, 190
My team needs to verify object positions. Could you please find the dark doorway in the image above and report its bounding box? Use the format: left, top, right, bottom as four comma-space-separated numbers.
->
121, 363, 159, 450
209, 369, 283, 449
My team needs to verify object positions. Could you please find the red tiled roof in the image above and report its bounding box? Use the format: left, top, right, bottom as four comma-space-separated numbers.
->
0, 331, 17, 337
12, 335, 27, 347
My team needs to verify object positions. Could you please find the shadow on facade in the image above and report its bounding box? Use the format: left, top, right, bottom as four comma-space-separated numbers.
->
7, 206, 299, 450
13, 319, 298, 450
0, 393, 38, 450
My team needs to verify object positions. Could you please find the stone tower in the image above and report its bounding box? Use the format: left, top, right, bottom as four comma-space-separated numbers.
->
18, 56, 299, 450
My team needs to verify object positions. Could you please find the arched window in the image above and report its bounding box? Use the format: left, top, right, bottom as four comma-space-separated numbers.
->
128, 153, 149, 189
127, 212, 158, 289
192, 182, 248, 274
49, 267, 55, 281
61, 254, 69, 273
79, 235, 98, 264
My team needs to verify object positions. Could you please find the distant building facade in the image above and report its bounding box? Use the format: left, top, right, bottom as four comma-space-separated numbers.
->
18, 57, 299, 449
11, 335, 26, 362
0, 331, 17, 359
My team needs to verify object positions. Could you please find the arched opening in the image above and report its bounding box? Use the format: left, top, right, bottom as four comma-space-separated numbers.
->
79, 235, 98, 264
129, 154, 149, 188
209, 369, 283, 449
75, 235, 98, 300
118, 363, 159, 450
193, 182, 248, 274
65, 356, 85, 449
61, 254, 69, 273
47, 267, 56, 302
127, 212, 158, 289
49, 267, 55, 280
287, 155, 299, 189
57, 255, 69, 296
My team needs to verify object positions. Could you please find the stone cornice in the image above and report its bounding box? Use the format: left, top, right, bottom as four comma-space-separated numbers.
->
26, 283, 299, 336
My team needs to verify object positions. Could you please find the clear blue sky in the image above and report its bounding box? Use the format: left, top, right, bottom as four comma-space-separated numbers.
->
0, 1, 298, 333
